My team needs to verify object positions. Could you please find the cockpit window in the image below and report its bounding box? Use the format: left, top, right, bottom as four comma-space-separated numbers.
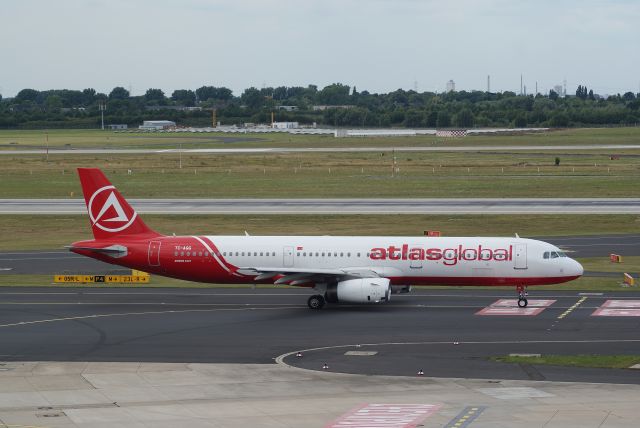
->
544, 250, 567, 259
543, 251, 549, 259
550, 251, 559, 258
558, 251, 567, 257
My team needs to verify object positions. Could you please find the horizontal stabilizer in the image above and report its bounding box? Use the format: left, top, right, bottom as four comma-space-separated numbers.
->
67, 244, 128, 258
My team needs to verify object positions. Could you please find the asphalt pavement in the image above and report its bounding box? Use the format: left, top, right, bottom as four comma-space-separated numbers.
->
2, 198, 640, 214
0, 287, 639, 384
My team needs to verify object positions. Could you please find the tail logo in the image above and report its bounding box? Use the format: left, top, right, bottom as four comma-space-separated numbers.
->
88, 185, 137, 233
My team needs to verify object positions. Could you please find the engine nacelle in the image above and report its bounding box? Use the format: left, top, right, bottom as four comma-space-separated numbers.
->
326, 278, 391, 304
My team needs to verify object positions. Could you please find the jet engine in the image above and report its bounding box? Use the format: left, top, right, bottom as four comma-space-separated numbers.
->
325, 278, 391, 304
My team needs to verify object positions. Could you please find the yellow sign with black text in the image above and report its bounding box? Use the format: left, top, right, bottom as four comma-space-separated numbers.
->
54, 275, 149, 284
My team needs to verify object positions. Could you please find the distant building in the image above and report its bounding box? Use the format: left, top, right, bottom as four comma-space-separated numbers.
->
272, 122, 299, 129
139, 120, 176, 130
312, 105, 355, 111
277, 105, 299, 112
145, 106, 202, 111
446, 80, 456, 93
107, 124, 128, 130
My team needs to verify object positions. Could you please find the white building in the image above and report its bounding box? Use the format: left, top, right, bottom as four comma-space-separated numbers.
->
446, 80, 456, 93
139, 120, 176, 130
272, 122, 299, 129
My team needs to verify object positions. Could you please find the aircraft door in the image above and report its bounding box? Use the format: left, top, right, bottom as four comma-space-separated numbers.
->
283, 246, 294, 267
513, 243, 527, 269
148, 241, 161, 267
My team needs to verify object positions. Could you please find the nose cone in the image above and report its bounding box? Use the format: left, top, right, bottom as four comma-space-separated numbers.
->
572, 259, 584, 277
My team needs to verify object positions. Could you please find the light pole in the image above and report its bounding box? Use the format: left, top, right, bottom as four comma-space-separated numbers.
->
99, 102, 105, 130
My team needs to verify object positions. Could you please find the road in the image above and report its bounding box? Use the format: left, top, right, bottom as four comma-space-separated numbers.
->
1, 144, 639, 155
0, 287, 639, 384
2, 198, 640, 214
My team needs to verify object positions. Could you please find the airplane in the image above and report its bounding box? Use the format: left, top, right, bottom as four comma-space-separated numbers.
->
70, 168, 584, 310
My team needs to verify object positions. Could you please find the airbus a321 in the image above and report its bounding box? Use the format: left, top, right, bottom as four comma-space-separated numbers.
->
70, 168, 584, 309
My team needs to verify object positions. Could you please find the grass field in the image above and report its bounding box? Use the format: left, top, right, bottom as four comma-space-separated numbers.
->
1, 127, 640, 150
492, 354, 640, 369
1, 149, 639, 198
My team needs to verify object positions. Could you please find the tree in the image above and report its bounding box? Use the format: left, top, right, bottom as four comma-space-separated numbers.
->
144, 88, 166, 104
549, 89, 559, 101
45, 95, 63, 112
436, 111, 451, 128
549, 111, 569, 127
513, 112, 527, 128
171, 89, 196, 106
240, 87, 263, 109
426, 111, 438, 127
109, 87, 130, 100
82, 88, 96, 105
196, 86, 233, 102
454, 108, 474, 127
15, 89, 40, 103
404, 109, 424, 127
317, 83, 351, 105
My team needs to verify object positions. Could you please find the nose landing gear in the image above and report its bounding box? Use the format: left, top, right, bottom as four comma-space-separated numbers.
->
516, 285, 528, 308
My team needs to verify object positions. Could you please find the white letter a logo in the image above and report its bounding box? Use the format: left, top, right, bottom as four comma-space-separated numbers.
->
93, 192, 129, 225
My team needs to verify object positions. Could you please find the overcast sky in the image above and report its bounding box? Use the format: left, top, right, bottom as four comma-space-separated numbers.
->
1, 0, 638, 97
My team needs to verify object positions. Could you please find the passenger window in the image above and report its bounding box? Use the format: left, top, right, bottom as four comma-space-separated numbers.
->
199, 252, 203, 257
205, 251, 209, 257
357, 253, 360, 257
174, 251, 178, 256
180, 251, 184, 256
340, 252, 344, 257
260, 252, 263, 256
348, 252, 351, 257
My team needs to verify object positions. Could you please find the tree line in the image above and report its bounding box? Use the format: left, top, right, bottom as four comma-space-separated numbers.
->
0, 83, 638, 129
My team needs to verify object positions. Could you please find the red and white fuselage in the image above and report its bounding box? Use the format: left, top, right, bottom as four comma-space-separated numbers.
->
70, 168, 583, 309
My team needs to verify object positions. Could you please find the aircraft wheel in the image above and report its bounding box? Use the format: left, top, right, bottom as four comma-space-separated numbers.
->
308, 294, 325, 310
518, 298, 528, 308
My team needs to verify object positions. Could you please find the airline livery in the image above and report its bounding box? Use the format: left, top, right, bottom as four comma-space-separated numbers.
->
71, 168, 583, 309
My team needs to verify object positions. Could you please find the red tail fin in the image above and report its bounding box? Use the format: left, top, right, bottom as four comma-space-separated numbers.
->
77, 168, 160, 240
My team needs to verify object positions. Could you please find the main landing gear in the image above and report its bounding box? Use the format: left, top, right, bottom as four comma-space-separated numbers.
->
516, 285, 528, 308
307, 294, 326, 310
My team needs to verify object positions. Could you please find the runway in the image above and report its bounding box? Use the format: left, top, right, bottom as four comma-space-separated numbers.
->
3, 197, 640, 214
0, 287, 639, 384
1, 144, 639, 155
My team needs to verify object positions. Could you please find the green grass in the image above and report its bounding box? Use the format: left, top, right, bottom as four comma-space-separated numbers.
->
1, 214, 639, 251
579, 256, 640, 273
492, 354, 640, 369
1, 149, 639, 198
1, 127, 640, 150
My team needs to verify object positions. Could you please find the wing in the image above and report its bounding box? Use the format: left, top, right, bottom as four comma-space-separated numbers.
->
237, 266, 382, 286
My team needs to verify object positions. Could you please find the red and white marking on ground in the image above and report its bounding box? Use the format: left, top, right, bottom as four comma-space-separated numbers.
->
593, 300, 640, 317
326, 403, 441, 428
476, 299, 556, 316
600, 300, 640, 308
